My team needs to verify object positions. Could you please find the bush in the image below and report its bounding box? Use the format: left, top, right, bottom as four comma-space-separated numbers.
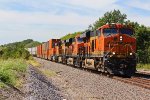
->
0, 47, 31, 60
0, 59, 27, 86
137, 64, 150, 70
0, 39, 41, 60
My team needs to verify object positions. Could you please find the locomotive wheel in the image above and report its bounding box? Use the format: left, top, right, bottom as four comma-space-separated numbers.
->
76, 61, 82, 68
75, 59, 82, 68
124, 66, 136, 78
97, 65, 105, 73
82, 61, 85, 68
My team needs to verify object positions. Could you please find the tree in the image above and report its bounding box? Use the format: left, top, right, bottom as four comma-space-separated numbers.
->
134, 25, 150, 63
93, 9, 127, 30
61, 32, 82, 40
91, 9, 150, 64
25, 41, 41, 48
0, 39, 41, 60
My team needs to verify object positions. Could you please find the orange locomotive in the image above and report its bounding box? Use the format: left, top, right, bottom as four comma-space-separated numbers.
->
34, 23, 136, 77
47, 39, 61, 61
37, 44, 42, 58
79, 23, 136, 76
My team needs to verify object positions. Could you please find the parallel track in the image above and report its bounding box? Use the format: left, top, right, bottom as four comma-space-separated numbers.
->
75, 66, 150, 90
113, 75, 150, 90
68, 64, 150, 90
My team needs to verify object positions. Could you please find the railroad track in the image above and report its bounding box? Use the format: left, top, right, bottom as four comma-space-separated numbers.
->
75, 67, 150, 90
112, 72, 150, 90
73, 66, 150, 90
65, 64, 150, 90
36, 58, 150, 90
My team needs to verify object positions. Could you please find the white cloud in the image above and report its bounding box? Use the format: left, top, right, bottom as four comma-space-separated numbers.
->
0, 9, 98, 45
125, 0, 150, 11
64, 0, 118, 9
0, 0, 120, 27
0, 0, 118, 9
128, 15, 150, 26
0, 10, 97, 26
0, 0, 150, 45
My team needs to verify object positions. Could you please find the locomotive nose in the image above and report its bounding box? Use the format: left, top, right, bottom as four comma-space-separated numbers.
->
106, 34, 135, 57
113, 35, 123, 42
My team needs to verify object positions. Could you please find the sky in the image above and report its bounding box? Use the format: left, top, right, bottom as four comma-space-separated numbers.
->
0, 0, 150, 45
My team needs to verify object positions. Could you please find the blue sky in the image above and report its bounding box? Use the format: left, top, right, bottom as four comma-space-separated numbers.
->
0, 0, 150, 45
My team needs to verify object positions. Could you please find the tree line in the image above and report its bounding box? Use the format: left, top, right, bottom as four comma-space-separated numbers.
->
90, 10, 150, 64
0, 39, 41, 59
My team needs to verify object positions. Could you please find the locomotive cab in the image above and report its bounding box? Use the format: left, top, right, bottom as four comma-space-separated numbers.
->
100, 23, 136, 76
47, 39, 60, 61
58, 40, 66, 63
67, 35, 85, 66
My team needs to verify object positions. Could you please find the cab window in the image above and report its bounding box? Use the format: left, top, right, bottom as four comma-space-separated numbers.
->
119, 28, 133, 36
103, 28, 118, 36
96, 30, 101, 36
77, 37, 83, 42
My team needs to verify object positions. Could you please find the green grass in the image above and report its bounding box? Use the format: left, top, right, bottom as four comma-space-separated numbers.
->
61, 32, 82, 40
27, 57, 41, 67
137, 63, 150, 70
41, 69, 56, 77
0, 59, 27, 87
0, 82, 6, 88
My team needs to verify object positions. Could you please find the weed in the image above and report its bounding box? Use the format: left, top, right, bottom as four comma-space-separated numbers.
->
0, 59, 27, 87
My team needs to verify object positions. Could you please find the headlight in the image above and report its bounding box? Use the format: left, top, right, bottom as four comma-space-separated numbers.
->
120, 36, 123, 41
112, 52, 115, 55
130, 53, 132, 55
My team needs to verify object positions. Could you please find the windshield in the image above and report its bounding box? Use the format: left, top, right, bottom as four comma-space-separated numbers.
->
77, 37, 83, 42
103, 28, 118, 36
119, 28, 133, 36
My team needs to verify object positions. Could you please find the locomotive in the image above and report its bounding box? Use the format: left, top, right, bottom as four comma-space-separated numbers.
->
28, 23, 137, 77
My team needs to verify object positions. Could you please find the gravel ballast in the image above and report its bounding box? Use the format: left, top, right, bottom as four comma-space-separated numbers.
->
1, 57, 149, 100
23, 66, 66, 100
35, 58, 150, 100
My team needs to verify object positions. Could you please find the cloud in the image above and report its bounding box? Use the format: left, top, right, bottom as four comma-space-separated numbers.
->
128, 15, 150, 26
63, 0, 118, 9
0, 10, 98, 26
0, 9, 98, 45
125, 0, 150, 11
0, 0, 118, 10
0, 0, 120, 26
0, 0, 150, 45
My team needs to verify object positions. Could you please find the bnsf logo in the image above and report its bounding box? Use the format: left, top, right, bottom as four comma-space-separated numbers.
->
106, 42, 135, 47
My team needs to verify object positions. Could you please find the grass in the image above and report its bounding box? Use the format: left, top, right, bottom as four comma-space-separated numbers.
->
27, 57, 56, 77
27, 58, 41, 67
41, 69, 56, 77
137, 63, 150, 70
0, 82, 6, 88
0, 59, 27, 87
61, 32, 82, 40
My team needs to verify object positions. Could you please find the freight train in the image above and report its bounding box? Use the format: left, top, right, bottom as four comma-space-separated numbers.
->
28, 23, 137, 77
